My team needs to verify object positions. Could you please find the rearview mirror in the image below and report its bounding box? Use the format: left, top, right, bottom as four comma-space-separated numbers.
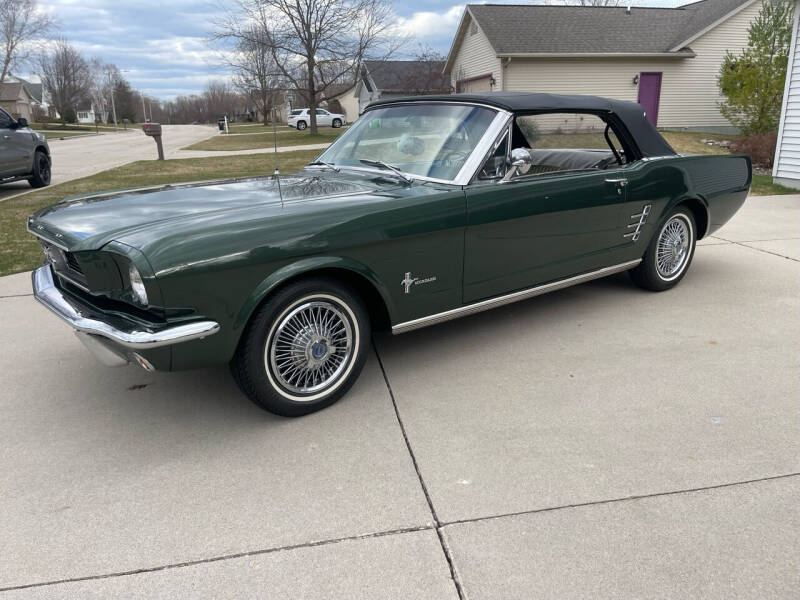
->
502, 148, 532, 181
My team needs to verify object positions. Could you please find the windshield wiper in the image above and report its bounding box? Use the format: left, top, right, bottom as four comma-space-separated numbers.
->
307, 160, 340, 172
359, 159, 413, 184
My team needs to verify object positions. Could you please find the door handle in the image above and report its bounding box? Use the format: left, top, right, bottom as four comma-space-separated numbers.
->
605, 178, 628, 186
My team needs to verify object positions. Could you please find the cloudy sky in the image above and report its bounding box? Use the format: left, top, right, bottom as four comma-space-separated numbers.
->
30, 0, 684, 100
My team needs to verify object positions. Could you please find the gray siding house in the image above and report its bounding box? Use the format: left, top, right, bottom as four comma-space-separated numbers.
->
357, 60, 452, 113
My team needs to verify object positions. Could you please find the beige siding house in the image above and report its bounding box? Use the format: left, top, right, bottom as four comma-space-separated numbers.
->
445, 0, 763, 131
773, 0, 800, 188
0, 81, 36, 120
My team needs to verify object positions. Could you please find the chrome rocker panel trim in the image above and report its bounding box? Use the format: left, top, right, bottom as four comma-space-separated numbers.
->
392, 259, 642, 334
32, 265, 220, 349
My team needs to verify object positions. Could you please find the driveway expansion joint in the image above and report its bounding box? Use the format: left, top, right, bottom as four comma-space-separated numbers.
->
373, 340, 467, 600
0, 525, 435, 594
711, 235, 800, 262
438, 471, 800, 529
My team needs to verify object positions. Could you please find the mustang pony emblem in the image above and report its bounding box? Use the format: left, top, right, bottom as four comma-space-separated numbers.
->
401, 272, 437, 294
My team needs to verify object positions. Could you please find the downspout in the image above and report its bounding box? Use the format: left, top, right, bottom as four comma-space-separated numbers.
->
502, 57, 511, 91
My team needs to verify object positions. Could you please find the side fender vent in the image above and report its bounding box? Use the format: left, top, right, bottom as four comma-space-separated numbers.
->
624, 204, 652, 242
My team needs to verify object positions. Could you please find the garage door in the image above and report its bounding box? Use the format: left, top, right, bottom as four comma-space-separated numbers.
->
457, 75, 493, 93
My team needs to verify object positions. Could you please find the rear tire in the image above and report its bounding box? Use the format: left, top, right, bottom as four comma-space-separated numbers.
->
629, 207, 696, 291
231, 278, 370, 417
28, 150, 51, 188
296, 120, 307, 131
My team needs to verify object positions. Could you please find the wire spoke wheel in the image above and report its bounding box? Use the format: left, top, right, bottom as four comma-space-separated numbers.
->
656, 215, 691, 280
266, 298, 354, 397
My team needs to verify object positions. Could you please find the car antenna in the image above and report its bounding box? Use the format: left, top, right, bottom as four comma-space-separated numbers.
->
274, 122, 283, 207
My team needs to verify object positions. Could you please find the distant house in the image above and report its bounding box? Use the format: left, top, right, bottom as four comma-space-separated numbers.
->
0, 81, 37, 120
357, 60, 452, 113
76, 104, 97, 124
445, 0, 764, 131
322, 83, 360, 123
773, 0, 800, 189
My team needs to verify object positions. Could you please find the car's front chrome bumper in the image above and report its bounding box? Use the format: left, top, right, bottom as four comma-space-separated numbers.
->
32, 265, 220, 357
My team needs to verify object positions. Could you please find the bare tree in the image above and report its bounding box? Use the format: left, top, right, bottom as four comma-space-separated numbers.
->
0, 0, 54, 83
406, 43, 451, 94
39, 39, 92, 123
218, 0, 402, 134
87, 58, 114, 123
228, 28, 282, 125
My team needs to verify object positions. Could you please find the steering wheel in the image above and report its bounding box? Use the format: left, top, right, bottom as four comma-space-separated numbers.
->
440, 149, 470, 164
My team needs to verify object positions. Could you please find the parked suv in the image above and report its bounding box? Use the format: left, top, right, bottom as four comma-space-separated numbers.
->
287, 108, 346, 130
0, 108, 51, 188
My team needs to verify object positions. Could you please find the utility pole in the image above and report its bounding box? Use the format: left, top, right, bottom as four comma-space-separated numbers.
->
141, 91, 147, 123
110, 93, 118, 127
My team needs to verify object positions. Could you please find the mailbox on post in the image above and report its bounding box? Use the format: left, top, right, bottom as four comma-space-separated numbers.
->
142, 123, 164, 160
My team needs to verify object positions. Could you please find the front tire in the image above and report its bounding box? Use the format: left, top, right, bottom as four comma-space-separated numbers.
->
332, 118, 342, 128
296, 120, 307, 131
630, 207, 696, 291
28, 150, 51, 188
231, 278, 370, 417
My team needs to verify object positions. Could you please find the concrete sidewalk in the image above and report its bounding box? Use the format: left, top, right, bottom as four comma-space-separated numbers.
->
1, 196, 798, 598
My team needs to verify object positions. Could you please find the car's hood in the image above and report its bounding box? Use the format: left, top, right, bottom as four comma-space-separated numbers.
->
28, 171, 397, 252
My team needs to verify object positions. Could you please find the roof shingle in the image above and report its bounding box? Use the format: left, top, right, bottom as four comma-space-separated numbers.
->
466, 0, 754, 55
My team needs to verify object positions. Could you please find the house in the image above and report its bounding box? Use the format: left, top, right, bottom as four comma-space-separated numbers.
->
773, 0, 800, 189
322, 83, 360, 123
357, 60, 452, 113
444, 0, 764, 131
0, 81, 37, 120
76, 104, 97, 124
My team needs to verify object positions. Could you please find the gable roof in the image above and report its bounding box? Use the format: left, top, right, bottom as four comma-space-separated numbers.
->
3, 76, 43, 103
446, 0, 757, 71
0, 82, 26, 102
363, 60, 451, 93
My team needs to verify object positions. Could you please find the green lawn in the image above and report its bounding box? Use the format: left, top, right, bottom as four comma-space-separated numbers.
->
225, 123, 294, 134
185, 128, 343, 151
30, 123, 134, 132
40, 131, 99, 140
0, 149, 320, 277
751, 174, 796, 196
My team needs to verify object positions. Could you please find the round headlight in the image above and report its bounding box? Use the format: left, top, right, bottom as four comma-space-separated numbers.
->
128, 264, 149, 305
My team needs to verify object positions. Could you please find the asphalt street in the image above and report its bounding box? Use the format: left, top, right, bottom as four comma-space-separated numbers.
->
0, 125, 215, 202
0, 195, 798, 598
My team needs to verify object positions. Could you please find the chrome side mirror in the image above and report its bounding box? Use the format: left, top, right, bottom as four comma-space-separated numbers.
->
501, 148, 532, 182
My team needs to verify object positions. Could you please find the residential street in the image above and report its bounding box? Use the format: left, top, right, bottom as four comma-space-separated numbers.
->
0, 195, 798, 598
0, 125, 215, 202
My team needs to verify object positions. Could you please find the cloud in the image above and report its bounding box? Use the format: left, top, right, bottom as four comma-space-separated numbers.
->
394, 5, 465, 39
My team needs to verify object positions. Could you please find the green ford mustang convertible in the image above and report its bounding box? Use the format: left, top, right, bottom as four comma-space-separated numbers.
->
28, 93, 751, 416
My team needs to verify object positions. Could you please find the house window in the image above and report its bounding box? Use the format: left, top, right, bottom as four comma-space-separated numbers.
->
77, 111, 89, 120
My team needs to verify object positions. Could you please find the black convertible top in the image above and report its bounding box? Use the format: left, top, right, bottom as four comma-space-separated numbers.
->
367, 92, 676, 158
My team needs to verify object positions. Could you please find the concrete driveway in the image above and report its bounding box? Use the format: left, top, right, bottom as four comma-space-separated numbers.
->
1, 196, 798, 598
0, 125, 214, 202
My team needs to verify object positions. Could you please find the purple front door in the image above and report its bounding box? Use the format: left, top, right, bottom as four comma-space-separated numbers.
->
637, 72, 662, 127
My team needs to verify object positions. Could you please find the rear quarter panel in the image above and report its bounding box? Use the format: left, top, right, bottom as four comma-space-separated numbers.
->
622, 153, 751, 246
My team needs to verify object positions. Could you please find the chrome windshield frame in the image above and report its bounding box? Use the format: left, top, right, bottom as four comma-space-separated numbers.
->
312, 101, 513, 187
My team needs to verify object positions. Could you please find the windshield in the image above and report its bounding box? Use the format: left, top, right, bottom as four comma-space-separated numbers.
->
316, 103, 497, 181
